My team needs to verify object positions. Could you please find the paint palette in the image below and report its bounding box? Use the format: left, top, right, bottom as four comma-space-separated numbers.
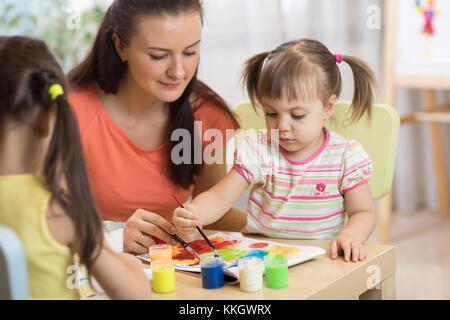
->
138, 233, 326, 276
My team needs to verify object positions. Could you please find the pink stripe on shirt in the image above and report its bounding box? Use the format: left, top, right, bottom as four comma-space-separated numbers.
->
248, 210, 345, 234
269, 176, 339, 187
250, 198, 345, 221
342, 159, 372, 179
262, 188, 341, 202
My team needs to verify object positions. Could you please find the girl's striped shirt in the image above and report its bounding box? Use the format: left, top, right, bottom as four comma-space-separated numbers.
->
233, 127, 373, 239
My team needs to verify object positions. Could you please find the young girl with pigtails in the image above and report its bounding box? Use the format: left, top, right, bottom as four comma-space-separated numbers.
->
0, 36, 151, 299
173, 39, 378, 262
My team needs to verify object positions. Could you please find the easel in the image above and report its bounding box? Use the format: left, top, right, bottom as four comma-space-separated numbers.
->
381, 0, 450, 243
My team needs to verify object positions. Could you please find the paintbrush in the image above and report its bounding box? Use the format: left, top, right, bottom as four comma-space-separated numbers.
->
171, 233, 200, 260
171, 194, 219, 256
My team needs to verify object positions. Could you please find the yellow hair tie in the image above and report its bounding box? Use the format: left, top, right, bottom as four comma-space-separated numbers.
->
48, 84, 64, 101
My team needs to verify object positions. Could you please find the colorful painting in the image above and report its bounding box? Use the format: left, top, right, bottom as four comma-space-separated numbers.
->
415, 0, 443, 55
138, 232, 326, 274
76, 264, 100, 300
396, 0, 450, 75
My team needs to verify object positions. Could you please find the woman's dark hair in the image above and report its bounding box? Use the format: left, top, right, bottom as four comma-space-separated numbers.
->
0, 36, 103, 273
68, 0, 239, 189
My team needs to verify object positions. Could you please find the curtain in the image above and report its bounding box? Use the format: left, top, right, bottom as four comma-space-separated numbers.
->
199, 0, 450, 212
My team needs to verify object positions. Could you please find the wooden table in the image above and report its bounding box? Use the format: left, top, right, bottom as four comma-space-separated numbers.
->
148, 231, 396, 300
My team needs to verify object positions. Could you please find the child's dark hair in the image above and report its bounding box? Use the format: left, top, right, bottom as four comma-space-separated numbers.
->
242, 39, 377, 123
0, 36, 103, 272
68, 0, 239, 189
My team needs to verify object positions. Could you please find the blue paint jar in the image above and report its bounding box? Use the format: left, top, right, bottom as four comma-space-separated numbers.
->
200, 254, 224, 289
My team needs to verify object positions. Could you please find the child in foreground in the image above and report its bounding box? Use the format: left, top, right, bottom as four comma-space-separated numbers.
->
0, 36, 151, 299
173, 39, 377, 262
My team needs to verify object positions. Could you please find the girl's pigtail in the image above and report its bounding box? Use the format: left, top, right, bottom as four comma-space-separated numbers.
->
44, 91, 103, 272
241, 51, 270, 110
342, 56, 377, 123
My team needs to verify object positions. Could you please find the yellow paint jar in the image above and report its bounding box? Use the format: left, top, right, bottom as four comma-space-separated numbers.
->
151, 260, 176, 293
148, 244, 172, 261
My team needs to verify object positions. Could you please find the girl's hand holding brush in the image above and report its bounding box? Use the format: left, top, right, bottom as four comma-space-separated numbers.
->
173, 204, 203, 235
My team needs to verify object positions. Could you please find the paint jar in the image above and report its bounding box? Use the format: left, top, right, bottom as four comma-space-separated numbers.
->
238, 257, 264, 292
200, 254, 224, 289
264, 254, 288, 289
103, 221, 125, 253
148, 244, 172, 261
151, 260, 176, 293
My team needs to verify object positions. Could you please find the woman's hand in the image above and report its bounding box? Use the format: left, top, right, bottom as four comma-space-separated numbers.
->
124, 209, 178, 254
172, 204, 203, 235
329, 231, 368, 262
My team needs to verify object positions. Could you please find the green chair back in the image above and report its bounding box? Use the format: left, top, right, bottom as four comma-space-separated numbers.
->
234, 101, 400, 199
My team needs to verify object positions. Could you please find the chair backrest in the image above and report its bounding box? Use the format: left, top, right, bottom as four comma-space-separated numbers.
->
234, 101, 400, 199
0, 225, 29, 300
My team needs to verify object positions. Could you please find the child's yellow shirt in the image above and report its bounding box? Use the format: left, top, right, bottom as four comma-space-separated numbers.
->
0, 174, 79, 300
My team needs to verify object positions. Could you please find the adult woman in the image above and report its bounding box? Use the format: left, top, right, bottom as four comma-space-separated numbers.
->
68, 0, 245, 254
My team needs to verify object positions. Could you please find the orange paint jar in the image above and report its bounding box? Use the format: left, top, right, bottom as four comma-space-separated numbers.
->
148, 244, 172, 261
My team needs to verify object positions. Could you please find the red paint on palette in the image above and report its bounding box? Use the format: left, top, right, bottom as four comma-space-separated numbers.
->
249, 242, 269, 249
188, 238, 240, 254
172, 249, 197, 261
172, 237, 241, 262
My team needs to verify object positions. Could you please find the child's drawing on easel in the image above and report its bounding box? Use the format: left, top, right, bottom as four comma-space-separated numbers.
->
396, 0, 450, 76
415, 0, 442, 56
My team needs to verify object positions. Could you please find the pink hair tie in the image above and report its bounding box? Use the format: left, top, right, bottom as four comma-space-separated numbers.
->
334, 54, 343, 64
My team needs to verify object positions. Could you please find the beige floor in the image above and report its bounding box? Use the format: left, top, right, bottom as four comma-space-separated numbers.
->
368, 210, 450, 300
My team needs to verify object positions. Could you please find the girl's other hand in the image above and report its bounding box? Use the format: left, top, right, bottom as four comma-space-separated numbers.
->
124, 209, 178, 255
172, 204, 202, 235
329, 233, 368, 262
